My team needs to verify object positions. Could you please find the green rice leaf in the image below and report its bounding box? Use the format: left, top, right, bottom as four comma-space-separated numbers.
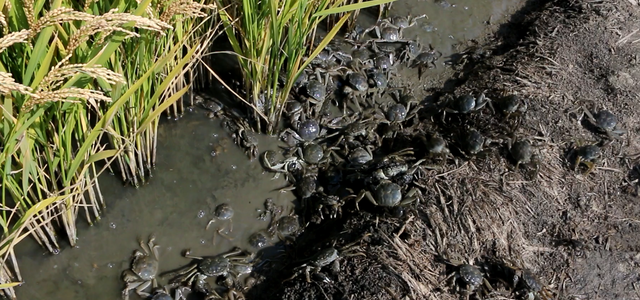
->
313, 0, 395, 17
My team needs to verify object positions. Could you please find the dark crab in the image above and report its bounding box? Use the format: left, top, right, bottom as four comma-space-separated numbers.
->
364, 14, 425, 42
149, 285, 190, 300
497, 94, 527, 118
367, 69, 389, 98
390, 87, 421, 112
347, 145, 375, 167
167, 248, 254, 298
457, 128, 487, 157
343, 70, 370, 112
406, 44, 442, 79
122, 236, 160, 300
514, 269, 553, 300
280, 119, 328, 144
304, 79, 326, 104
234, 128, 259, 160
443, 92, 491, 115
195, 94, 224, 119
352, 180, 420, 209
206, 203, 235, 242
445, 262, 491, 296
508, 138, 539, 178
423, 134, 450, 160
584, 109, 626, 138
572, 144, 601, 175
284, 234, 369, 283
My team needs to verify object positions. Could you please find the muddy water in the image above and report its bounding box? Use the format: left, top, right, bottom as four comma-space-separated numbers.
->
12, 0, 526, 299
14, 110, 294, 300
352, 0, 523, 81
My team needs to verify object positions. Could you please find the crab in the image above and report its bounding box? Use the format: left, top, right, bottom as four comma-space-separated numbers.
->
304, 79, 326, 104
206, 203, 235, 243
498, 262, 554, 300
372, 101, 418, 135
352, 180, 420, 210
349, 43, 373, 67
390, 86, 421, 112
513, 269, 554, 300
571, 143, 601, 175
343, 70, 370, 111
293, 142, 342, 166
280, 171, 318, 200
370, 149, 424, 183
366, 69, 389, 98
280, 119, 333, 145
346, 145, 375, 167
398, 40, 441, 77
167, 248, 255, 298
274, 214, 302, 240
310, 46, 351, 69
442, 92, 491, 115
368, 50, 399, 80
260, 150, 299, 179
234, 128, 259, 160
508, 138, 539, 178
411, 48, 442, 78
149, 285, 191, 300
284, 235, 369, 283
457, 128, 488, 158
248, 230, 271, 250
364, 14, 426, 43
444, 261, 492, 297
422, 134, 451, 160
497, 94, 528, 119
122, 236, 160, 300
583, 109, 626, 138
195, 94, 225, 119
285, 100, 304, 126
345, 24, 369, 42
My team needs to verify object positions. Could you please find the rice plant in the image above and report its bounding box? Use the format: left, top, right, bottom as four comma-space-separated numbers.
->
0, 0, 216, 297
215, 0, 395, 133
104, 0, 218, 186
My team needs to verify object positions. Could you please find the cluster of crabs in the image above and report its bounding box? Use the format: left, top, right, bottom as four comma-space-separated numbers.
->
137, 11, 630, 300
120, 198, 305, 300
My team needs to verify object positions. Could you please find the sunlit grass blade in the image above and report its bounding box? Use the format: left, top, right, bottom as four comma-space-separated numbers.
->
313, 0, 395, 16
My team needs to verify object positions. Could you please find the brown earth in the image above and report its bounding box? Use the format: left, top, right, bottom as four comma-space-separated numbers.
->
247, 0, 640, 299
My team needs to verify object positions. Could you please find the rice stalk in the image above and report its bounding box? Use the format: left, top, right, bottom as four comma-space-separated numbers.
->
105, 0, 218, 186
215, 0, 394, 134
0, 0, 214, 296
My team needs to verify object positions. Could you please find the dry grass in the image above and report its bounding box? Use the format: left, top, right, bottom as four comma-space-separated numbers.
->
295, 1, 640, 299
380, 1, 640, 298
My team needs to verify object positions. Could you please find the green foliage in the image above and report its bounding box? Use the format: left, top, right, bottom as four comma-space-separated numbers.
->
216, 0, 394, 133
0, 0, 215, 297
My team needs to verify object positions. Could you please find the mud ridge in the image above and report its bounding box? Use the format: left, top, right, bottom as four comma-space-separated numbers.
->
247, 0, 640, 299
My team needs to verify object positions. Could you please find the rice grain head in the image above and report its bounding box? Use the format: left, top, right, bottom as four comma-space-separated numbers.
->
38, 64, 126, 91
0, 72, 36, 96
0, 30, 32, 54
159, 0, 217, 23
23, 87, 112, 111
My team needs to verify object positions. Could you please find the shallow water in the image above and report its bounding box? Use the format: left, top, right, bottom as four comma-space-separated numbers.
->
13, 0, 525, 299
353, 0, 523, 79
15, 110, 294, 299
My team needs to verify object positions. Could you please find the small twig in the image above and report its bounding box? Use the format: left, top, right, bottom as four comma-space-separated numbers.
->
435, 162, 468, 178
395, 215, 414, 238
616, 28, 639, 45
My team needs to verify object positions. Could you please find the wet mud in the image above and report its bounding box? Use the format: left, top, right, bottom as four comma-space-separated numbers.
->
14, 111, 295, 299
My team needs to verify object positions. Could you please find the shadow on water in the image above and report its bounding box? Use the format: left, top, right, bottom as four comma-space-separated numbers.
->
15, 108, 294, 300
